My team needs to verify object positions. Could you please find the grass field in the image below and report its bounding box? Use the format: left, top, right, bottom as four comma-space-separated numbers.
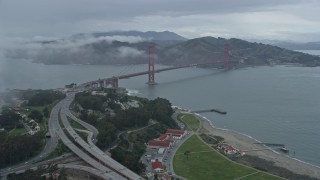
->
77, 131, 89, 141
9, 127, 27, 136
68, 117, 86, 130
173, 135, 281, 180
178, 113, 200, 132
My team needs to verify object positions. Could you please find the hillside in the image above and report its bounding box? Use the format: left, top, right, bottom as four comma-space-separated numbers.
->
4, 32, 320, 67
159, 37, 320, 67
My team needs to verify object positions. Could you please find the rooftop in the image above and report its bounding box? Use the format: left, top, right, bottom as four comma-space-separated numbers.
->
152, 159, 163, 170
159, 134, 168, 141
166, 129, 185, 135
148, 140, 172, 148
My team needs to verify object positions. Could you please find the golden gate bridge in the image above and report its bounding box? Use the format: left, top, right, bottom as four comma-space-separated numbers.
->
82, 44, 234, 89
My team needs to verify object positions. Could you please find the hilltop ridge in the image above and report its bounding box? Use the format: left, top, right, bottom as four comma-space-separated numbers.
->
4, 31, 320, 67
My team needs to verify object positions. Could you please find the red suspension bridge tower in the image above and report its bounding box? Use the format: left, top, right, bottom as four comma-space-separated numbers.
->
147, 44, 156, 85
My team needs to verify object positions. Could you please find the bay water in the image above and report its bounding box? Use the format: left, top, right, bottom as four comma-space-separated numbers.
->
0, 51, 319, 167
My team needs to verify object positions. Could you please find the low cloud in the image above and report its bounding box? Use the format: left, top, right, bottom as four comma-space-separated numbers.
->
117, 47, 144, 58
3, 35, 148, 65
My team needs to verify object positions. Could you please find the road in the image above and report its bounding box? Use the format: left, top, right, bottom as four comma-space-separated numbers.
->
1, 91, 143, 180
52, 98, 126, 180
0, 153, 73, 179
60, 92, 142, 179
165, 132, 193, 180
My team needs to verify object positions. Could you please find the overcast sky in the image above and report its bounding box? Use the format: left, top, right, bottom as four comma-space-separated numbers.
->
1, 0, 320, 42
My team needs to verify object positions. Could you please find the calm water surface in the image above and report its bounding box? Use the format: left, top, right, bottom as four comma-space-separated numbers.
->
0, 55, 319, 167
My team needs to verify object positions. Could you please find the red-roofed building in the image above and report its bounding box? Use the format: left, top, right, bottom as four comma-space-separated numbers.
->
152, 159, 164, 172
147, 140, 172, 148
158, 134, 169, 141
225, 146, 237, 155
166, 129, 187, 139
218, 143, 238, 155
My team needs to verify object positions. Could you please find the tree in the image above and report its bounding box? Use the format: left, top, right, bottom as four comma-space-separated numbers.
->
42, 107, 50, 118
28, 110, 43, 123
184, 150, 191, 160
0, 108, 21, 130
26, 90, 65, 106
96, 122, 117, 149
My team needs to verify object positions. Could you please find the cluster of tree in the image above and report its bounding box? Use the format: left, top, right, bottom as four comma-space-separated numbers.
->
110, 146, 146, 174
75, 92, 107, 111
21, 90, 65, 106
74, 91, 178, 150
110, 123, 173, 174
108, 97, 176, 130
148, 98, 175, 127
96, 122, 117, 149
43, 107, 50, 118
28, 109, 44, 123
0, 108, 21, 130
112, 107, 150, 130
72, 91, 180, 174
79, 110, 100, 126
0, 131, 43, 168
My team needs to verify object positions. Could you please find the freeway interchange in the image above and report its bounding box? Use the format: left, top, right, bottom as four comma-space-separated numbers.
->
1, 91, 142, 180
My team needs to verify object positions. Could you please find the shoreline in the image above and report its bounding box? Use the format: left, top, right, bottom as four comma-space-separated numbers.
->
196, 113, 320, 179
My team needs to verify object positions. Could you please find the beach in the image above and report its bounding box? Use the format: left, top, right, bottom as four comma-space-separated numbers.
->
197, 115, 320, 179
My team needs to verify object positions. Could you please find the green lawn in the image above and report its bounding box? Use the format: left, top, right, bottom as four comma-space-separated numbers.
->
173, 135, 281, 180
9, 127, 27, 136
77, 130, 89, 141
68, 117, 86, 130
178, 113, 200, 131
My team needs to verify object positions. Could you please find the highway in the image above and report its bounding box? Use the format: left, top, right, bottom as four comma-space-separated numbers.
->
51, 100, 126, 180
60, 92, 142, 180
1, 91, 142, 180
0, 153, 73, 178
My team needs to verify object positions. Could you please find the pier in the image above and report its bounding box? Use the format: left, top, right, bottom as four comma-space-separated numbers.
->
192, 109, 227, 115
253, 143, 285, 147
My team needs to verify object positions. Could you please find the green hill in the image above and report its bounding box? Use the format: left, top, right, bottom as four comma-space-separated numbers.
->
158, 37, 320, 67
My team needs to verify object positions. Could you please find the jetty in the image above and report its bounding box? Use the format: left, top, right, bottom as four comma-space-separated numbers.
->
253, 143, 285, 147
192, 109, 227, 115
